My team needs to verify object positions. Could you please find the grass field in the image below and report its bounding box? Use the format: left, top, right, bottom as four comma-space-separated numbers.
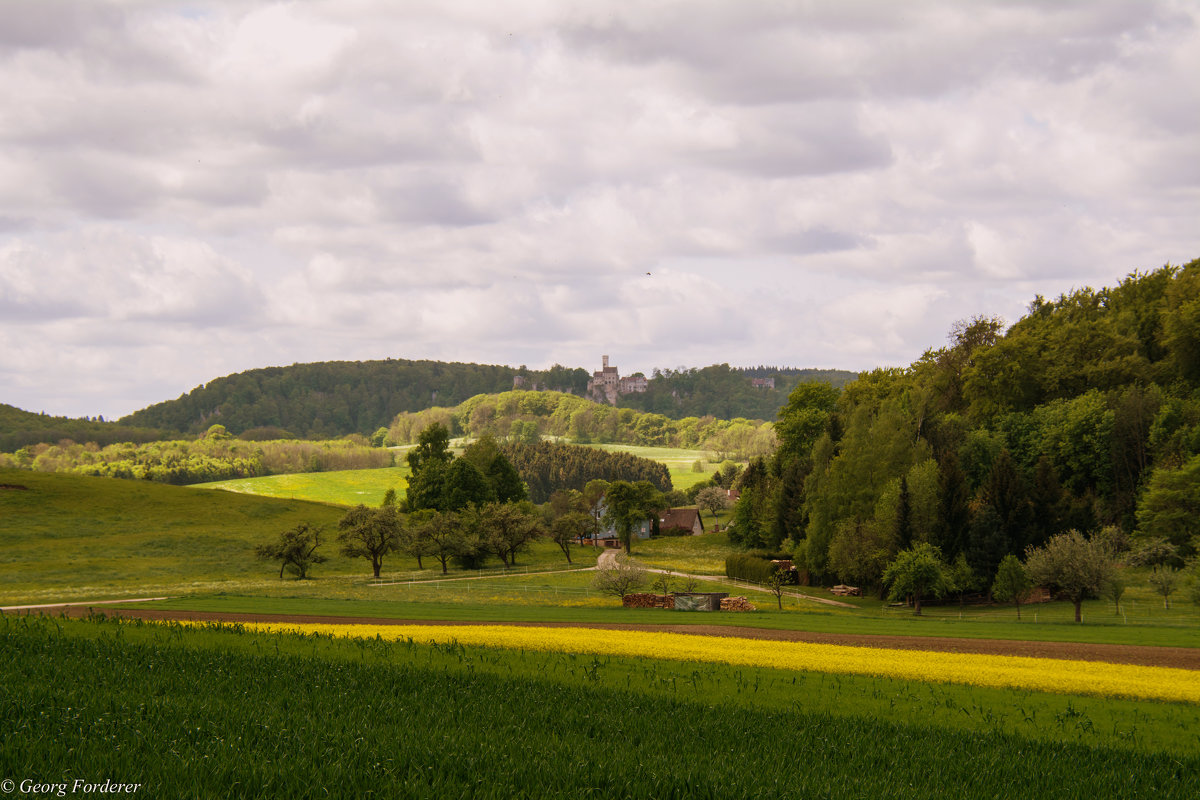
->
0, 469, 586, 606
585, 443, 719, 490
194, 465, 411, 506
5, 615, 1198, 799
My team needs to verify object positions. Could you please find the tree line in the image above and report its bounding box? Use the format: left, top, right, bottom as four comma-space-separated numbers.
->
257, 424, 671, 578
0, 424, 391, 484
620, 364, 855, 420
0, 403, 164, 452
117, 359, 589, 438
728, 259, 1200, 611
387, 390, 778, 461
500, 440, 672, 503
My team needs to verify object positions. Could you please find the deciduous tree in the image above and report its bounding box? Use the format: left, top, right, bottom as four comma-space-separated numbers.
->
337, 504, 401, 578
1025, 531, 1114, 623
991, 554, 1031, 619
592, 557, 647, 599
256, 523, 326, 580
882, 543, 949, 615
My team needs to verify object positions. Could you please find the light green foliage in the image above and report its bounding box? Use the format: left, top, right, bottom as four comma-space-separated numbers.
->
883, 543, 950, 615
1148, 566, 1181, 609
695, 486, 730, 530
991, 555, 1031, 618
1026, 531, 1115, 623
7, 436, 392, 485
828, 518, 895, 589
602, 480, 663, 554
774, 381, 840, 462
1136, 454, 1200, 555
803, 400, 928, 579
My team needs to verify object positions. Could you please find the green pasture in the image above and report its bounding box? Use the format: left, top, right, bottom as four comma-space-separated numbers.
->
585, 442, 719, 490
0, 469, 584, 606
630, 529, 735, 574
194, 465, 410, 506
4, 616, 1198, 799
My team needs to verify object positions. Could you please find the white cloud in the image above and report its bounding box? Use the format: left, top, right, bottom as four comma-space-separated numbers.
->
0, 0, 1198, 417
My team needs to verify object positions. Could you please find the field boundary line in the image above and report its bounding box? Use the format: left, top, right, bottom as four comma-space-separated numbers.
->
1, 597, 170, 611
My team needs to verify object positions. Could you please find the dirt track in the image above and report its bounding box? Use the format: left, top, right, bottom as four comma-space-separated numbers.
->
34, 605, 1200, 670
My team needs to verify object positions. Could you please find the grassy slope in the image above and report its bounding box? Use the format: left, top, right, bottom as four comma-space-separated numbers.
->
0, 468, 357, 604
585, 442, 718, 491
194, 465, 410, 506
0, 469, 592, 606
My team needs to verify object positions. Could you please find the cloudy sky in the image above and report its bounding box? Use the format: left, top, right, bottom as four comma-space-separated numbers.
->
2, 1, 1198, 419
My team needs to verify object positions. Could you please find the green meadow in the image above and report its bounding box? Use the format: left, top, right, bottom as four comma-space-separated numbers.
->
195, 465, 411, 506
0, 468, 589, 606
585, 442, 718, 490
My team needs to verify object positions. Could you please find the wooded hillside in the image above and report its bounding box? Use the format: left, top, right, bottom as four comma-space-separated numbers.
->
118, 360, 588, 438
731, 259, 1200, 592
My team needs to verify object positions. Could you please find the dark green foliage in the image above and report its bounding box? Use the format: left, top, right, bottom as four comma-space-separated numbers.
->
117, 359, 587, 438
337, 504, 402, 578
620, 364, 855, 421
443, 458, 495, 512
724, 553, 781, 583
0, 403, 164, 452
501, 440, 671, 503
255, 522, 326, 580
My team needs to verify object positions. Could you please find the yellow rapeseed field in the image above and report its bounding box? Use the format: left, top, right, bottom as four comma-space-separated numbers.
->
217, 622, 1200, 703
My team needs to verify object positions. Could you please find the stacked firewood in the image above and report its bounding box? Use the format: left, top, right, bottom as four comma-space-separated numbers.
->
622, 593, 675, 609
720, 596, 756, 612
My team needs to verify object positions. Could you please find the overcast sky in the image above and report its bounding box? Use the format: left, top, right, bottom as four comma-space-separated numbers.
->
2, 1, 1198, 419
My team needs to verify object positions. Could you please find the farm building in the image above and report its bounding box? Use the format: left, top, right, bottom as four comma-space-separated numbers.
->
659, 508, 703, 536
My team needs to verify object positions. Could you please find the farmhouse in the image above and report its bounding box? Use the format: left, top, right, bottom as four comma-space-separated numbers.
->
659, 507, 703, 536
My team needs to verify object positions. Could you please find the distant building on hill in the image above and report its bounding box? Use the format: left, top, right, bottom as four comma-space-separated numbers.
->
587, 355, 647, 405
749, 377, 775, 389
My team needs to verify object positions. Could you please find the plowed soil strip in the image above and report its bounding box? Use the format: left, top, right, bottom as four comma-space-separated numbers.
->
33, 605, 1200, 670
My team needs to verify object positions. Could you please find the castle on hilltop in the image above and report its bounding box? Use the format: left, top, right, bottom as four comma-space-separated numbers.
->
587, 355, 647, 405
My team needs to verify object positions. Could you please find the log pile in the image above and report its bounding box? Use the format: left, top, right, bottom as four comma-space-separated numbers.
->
622, 593, 675, 609
720, 596, 756, 612
830, 584, 861, 597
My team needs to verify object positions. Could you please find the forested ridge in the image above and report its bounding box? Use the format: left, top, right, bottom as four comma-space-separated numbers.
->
6, 362, 852, 449
117, 359, 590, 438
619, 365, 856, 419
730, 259, 1200, 594
0, 404, 163, 452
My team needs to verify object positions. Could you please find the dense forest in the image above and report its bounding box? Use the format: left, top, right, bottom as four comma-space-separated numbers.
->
729, 260, 1200, 593
387, 390, 778, 461
0, 404, 163, 452
501, 440, 673, 503
620, 365, 855, 420
118, 360, 589, 438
